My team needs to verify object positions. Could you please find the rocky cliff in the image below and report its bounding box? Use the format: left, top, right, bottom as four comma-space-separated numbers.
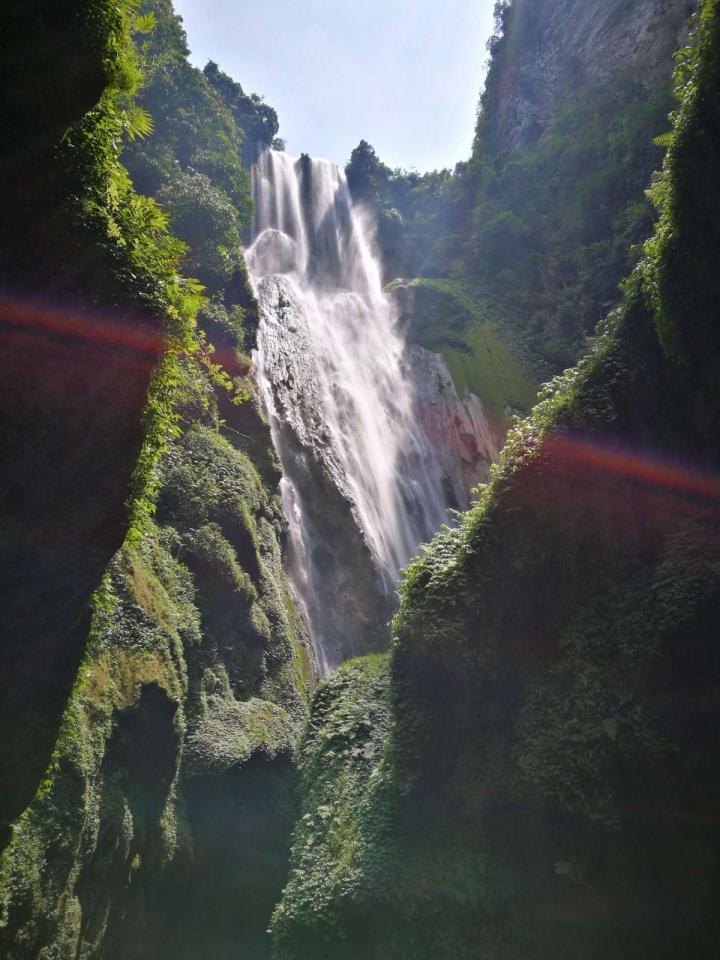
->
470, 0, 696, 368
0, 409, 310, 959
0, 0, 173, 840
0, 4, 312, 956
272, 3, 720, 957
482, 0, 692, 153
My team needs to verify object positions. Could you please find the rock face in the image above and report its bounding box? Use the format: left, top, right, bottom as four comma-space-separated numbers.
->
251, 150, 502, 669
0, 1, 165, 839
404, 345, 501, 503
484, 0, 692, 153
256, 274, 409, 670
270, 5, 720, 958
0, 411, 311, 960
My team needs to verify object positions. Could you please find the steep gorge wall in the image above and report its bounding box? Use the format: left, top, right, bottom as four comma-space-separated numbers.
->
272, 3, 720, 957
471, 0, 695, 368
0, 4, 313, 957
0, 413, 310, 959
482, 0, 692, 153
0, 0, 171, 838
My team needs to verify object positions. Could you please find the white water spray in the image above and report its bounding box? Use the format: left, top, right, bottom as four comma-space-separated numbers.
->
248, 149, 494, 670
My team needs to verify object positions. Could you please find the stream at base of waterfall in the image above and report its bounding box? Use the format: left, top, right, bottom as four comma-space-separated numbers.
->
247, 149, 499, 671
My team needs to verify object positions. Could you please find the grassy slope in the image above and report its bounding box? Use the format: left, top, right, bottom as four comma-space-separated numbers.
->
398, 277, 538, 414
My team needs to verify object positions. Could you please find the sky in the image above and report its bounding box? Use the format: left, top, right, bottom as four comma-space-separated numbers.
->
172, 0, 498, 172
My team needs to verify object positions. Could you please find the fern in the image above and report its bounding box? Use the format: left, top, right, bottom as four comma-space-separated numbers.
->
124, 104, 154, 140
134, 12, 157, 34
653, 131, 674, 147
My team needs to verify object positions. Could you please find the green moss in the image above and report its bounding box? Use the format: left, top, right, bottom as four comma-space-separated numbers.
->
440, 321, 537, 414
273, 6, 720, 958
389, 277, 537, 414
1, 433, 309, 955
639, 0, 720, 377
272, 655, 393, 958
0, 536, 188, 955
0, 2, 309, 955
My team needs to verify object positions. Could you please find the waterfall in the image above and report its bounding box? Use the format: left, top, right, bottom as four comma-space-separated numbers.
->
248, 149, 494, 671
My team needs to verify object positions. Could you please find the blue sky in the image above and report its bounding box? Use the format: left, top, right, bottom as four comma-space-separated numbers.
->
172, 0, 497, 172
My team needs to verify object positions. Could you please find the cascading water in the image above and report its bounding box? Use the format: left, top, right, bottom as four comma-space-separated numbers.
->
248, 149, 497, 671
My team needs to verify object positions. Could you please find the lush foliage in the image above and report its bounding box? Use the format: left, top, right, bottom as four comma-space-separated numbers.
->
348, 1, 684, 377
204, 60, 281, 160
273, 4, 720, 957
0, 2, 312, 957
468, 73, 674, 367
388, 277, 537, 414
346, 140, 474, 281
0, 0, 210, 835
52, 0, 208, 536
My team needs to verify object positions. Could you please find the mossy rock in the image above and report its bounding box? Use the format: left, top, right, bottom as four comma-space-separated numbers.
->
388, 277, 537, 416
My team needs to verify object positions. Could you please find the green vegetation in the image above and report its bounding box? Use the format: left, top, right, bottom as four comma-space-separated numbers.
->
346, 139, 472, 281
0, 0, 205, 835
204, 60, 281, 161
272, 4, 720, 957
0, 462, 305, 956
348, 2, 685, 379
272, 655, 396, 959
2, 0, 718, 958
0, 1, 312, 957
389, 277, 537, 414
469, 71, 675, 367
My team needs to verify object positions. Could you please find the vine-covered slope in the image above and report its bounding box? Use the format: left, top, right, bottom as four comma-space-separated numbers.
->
0, 0, 198, 839
0, 3, 311, 957
272, 4, 720, 957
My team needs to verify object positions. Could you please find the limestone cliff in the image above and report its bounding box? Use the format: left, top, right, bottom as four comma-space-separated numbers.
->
481, 0, 692, 154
